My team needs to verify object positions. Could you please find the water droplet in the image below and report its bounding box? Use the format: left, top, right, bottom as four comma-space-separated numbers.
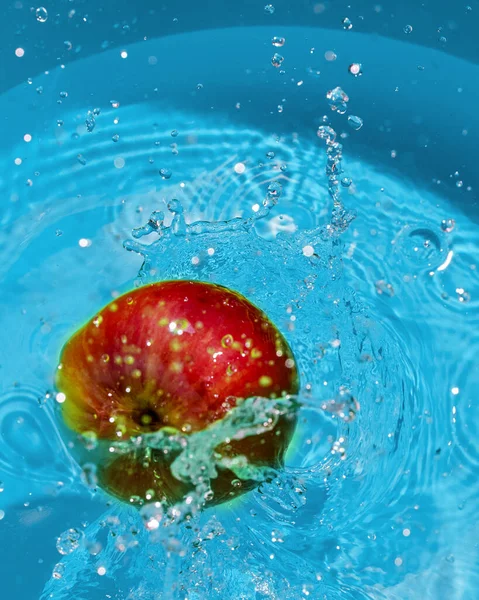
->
80, 431, 97, 450
272, 36, 285, 47
264, 4, 275, 14
375, 280, 395, 297
322, 388, 359, 422
441, 218, 455, 233
348, 115, 363, 130
81, 463, 98, 489
271, 53, 284, 68
85, 112, 96, 133
56, 528, 84, 555
112, 134, 120, 142
456, 288, 470, 303
326, 87, 349, 114
403, 24, 413, 34
35, 7, 48, 22
342, 17, 353, 30
140, 502, 164, 530
52, 563, 65, 579
316, 126, 336, 144
445, 554, 455, 563
394, 226, 444, 270
267, 181, 282, 198
159, 168, 172, 180
348, 63, 362, 77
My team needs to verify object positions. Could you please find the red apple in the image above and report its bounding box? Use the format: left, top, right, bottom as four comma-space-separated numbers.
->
56, 280, 298, 505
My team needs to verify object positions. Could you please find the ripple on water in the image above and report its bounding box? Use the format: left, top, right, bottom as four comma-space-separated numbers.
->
0, 386, 78, 486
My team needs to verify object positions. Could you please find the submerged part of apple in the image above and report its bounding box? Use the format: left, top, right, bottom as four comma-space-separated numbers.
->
56, 280, 299, 505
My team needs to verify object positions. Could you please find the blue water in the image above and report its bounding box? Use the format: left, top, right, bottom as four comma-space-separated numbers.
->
0, 22, 478, 600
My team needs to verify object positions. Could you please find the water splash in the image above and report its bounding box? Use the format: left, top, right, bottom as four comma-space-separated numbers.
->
0, 53, 477, 596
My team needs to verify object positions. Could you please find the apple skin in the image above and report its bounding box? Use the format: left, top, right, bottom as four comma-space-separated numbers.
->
56, 280, 299, 505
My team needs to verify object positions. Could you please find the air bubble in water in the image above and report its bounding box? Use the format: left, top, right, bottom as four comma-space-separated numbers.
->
159, 168, 172, 180
110, 100, 120, 108
341, 177, 352, 187
348, 115, 363, 130
0, 482, 4, 492
441, 218, 455, 233
112, 134, 120, 142
326, 87, 349, 114
36, 86, 43, 94
264, 4, 275, 14
272, 53, 284, 68
272, 36, 285, 47
35, 7, 48, 22
348, 63, 362, 77
404, 24, 413, 34
171, 129, 179, 137
56, 528, 84, 555
342, 17, 353, 30
266, 151, 275, 159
